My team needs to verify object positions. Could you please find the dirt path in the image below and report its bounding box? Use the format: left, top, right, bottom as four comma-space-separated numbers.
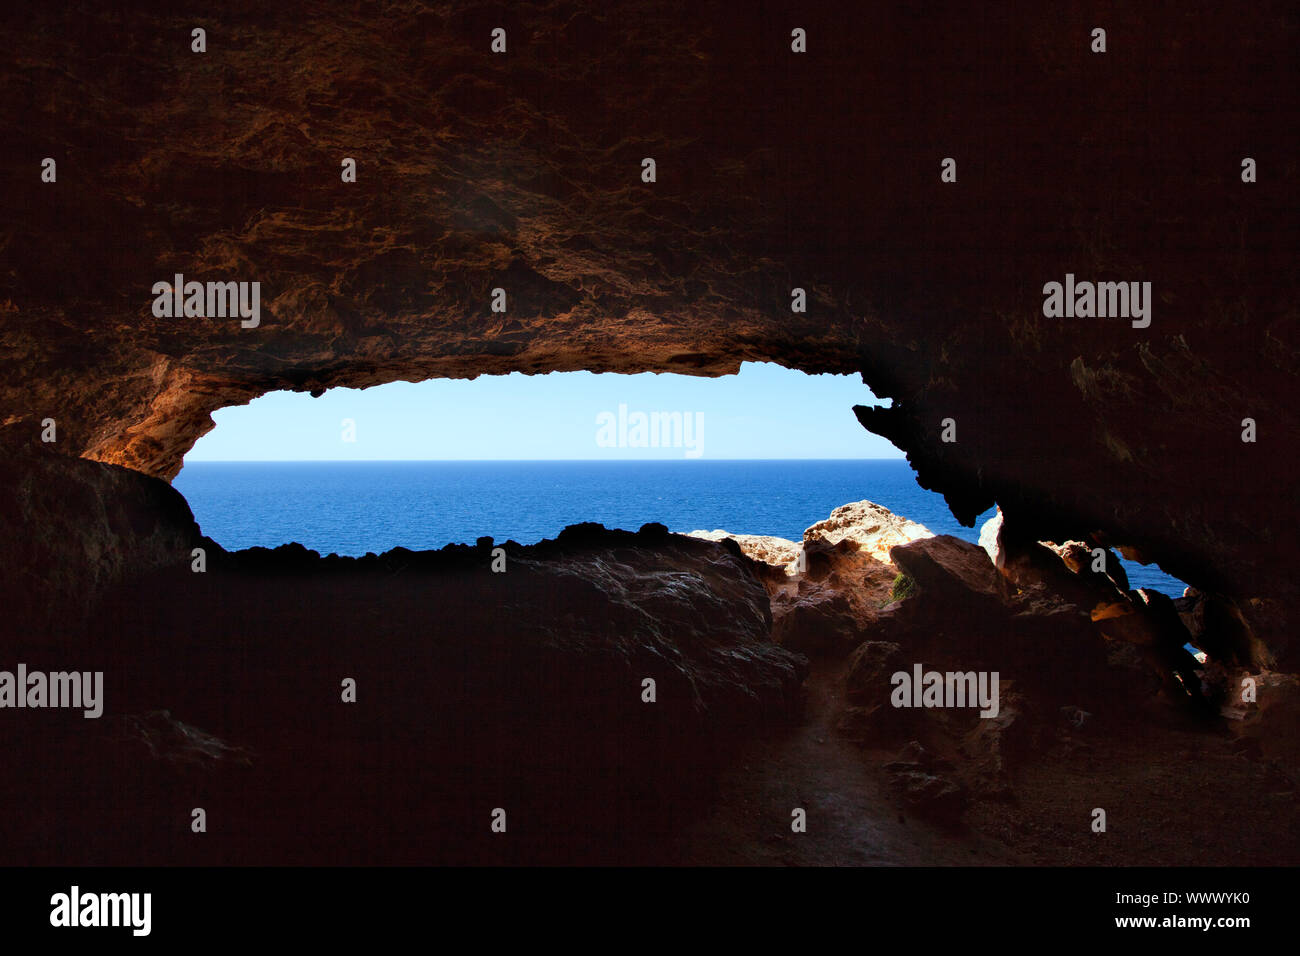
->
664, 660, 1026, 866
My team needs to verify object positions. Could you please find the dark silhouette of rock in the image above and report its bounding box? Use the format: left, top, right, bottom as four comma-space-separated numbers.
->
0, 448, 808, 865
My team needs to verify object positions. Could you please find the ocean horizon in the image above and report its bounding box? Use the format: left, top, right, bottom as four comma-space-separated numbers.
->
174, 459, 1190, 596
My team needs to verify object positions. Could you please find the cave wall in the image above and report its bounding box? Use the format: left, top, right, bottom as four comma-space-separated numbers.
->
0, 436, 206, 640
2, 1, 1297, 637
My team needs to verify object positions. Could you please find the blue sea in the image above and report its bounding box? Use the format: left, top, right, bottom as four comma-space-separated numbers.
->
174, 459, 1188, 595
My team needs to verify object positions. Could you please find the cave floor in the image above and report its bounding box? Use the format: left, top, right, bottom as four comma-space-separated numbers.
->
662, 662, 1298, 867
8, 550, 1294, 867
664, 662, 1024, 865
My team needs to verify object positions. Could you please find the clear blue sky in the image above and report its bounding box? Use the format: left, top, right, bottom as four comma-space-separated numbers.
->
183, 361, 902, 461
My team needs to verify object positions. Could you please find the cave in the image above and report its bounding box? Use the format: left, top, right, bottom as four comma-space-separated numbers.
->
1, 0, 1297, 873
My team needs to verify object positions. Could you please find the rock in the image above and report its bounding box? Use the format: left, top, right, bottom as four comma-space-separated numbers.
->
0, 438, 207, 639
978, 509, 1128, 612
0, 0, 1295, 660
872, 532, 1161, 716
889, 535, 1008, 610
687, 530, 803, 574
838, 641, 914, 742
802, 500, 933, 564
844, 641, 906, 706
1197, 593, 1272, 668
113, 710, 254, 773
771, 589, 861, 657
1091, 599, 1157, 645
1102, 639, 1166, 701
696, 501, 933, 658
0, 452, 810, 863
1222, 671, 1300, 784
963, 696, 1031, 797
1045, 540, 1130, 595
978, 509, 1005, 567
1173, 587, 1204, 639
885, 741, 968, 825
1117, 545, 1151, 565
1091, 588, 1210, 707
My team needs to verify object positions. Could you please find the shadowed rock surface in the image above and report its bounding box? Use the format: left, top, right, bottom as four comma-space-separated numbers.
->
1, 0, 1297, 866
1, 0, 1297, 661
0, 445, 807, 864
1, 442, 1296, 865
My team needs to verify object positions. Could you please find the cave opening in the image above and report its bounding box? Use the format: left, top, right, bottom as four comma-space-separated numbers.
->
172, 362, 1190, 597
174, 363, 940, 551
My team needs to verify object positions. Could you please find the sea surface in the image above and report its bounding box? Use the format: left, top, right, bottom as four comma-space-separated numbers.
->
174, 459, 1188, 595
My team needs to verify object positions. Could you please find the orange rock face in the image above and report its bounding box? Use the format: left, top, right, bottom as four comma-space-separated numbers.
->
694, 500, 934, 655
